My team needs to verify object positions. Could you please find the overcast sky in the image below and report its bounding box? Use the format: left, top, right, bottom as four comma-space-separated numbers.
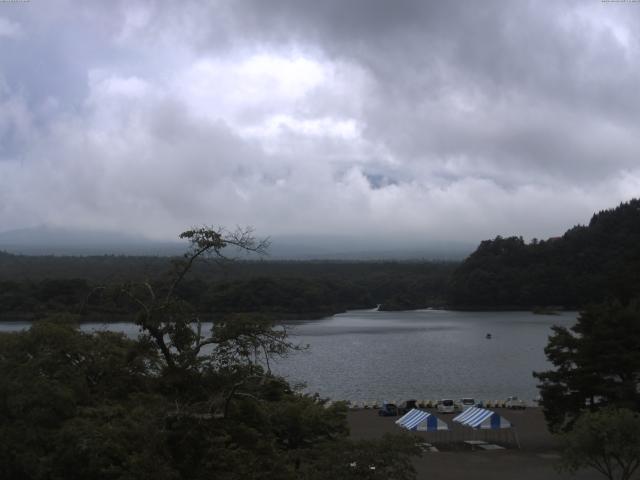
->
1, 0, 639, 246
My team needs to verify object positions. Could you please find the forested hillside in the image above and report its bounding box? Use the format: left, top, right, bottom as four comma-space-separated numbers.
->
449, 199, 640, 308
0, 256, 455, 320
3, 199, 639, 317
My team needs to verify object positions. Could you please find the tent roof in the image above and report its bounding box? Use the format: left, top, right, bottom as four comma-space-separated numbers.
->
453, 407, 512, 429
395, 409, 449, 431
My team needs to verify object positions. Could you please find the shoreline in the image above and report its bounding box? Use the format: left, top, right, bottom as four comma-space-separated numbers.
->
348, 407, 557, 451
0, 309, 345, 324
0, 305, 581, 324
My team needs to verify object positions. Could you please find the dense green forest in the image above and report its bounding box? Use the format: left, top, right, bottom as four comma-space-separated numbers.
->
449, 199, 640, 309
0, 254, 455, 320
2, 198, 640, 318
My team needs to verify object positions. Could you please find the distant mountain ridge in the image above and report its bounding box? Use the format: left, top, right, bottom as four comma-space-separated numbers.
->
449, 199, 640, 308
0, 225, 185, 256
0, 226, 473, 260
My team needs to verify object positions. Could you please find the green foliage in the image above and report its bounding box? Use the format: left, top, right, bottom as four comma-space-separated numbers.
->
534, 301, 640, 432
0, 227, 420, 480
0, 321, 163, 480
268, 396, 349, 451
559, 408, 640, 480
0, 261, 455, 320
450, 199, 640, 308
297, 433, 420, 480
0, 321, 416, 479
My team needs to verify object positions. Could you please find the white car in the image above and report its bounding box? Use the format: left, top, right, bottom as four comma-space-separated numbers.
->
459, 398, 476, 411
505, 396, 526, 409
436, 399, 455, 413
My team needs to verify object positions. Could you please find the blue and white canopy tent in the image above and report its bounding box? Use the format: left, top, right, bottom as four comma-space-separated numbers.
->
452, 407, 520, 448
452, 407, 511, 429
396, 409, 449, 431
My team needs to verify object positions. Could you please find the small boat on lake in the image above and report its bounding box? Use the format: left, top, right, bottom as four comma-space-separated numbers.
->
486, 333, 492, 339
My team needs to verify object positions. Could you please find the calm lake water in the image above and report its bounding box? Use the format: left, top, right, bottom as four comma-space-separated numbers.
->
274, 309, 578, 403
0, 309, 577, 403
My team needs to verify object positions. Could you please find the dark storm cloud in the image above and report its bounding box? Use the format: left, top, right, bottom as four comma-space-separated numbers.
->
1, 0, 639, 244
227, 0, 640, 179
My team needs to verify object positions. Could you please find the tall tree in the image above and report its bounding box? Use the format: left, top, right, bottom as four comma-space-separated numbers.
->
119, 226, 270, 371
558, 408, 640, 480
533, 301, 640, 432
0, 227, 422, 480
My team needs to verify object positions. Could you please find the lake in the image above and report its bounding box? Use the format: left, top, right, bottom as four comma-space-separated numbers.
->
0, 309, 577, 403
274, 309, 577, 403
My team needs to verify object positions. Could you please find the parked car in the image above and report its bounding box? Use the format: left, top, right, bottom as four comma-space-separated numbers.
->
505, 396, 526, 409
459, 398, 476, 411
436, 399, 455, 414
398, 399, 417, 415
378, 402, 399, 416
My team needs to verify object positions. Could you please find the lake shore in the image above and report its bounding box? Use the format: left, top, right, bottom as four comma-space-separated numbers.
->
0, 309, 344, 324
347, 408, 602, 479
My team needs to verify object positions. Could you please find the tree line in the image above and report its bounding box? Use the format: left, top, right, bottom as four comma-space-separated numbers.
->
4, 200, 640, 317
449, 199, 640, 309
0, 260, 455, 321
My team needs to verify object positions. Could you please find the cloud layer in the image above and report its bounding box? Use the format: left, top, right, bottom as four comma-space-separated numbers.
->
1, 1, 640, 245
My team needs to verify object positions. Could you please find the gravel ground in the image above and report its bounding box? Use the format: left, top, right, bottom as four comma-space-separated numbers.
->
347, 408, 623, 480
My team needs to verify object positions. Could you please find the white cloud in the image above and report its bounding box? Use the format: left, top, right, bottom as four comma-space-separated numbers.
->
174, 54, 331, 126
0, 17, 22, 38
0, 1, 639, 249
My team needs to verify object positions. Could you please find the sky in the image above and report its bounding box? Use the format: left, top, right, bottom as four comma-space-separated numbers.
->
1, 0, 640, 248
